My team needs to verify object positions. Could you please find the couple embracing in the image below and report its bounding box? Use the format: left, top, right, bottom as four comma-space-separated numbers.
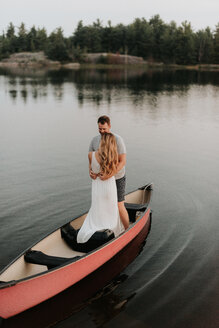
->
77, 115, 129, 244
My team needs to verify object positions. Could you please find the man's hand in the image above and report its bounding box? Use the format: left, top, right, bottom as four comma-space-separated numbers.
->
90, 170, 98, 180
99, 172, 113, 181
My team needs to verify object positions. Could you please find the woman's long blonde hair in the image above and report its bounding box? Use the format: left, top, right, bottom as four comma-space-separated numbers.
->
98, 133, 118, 176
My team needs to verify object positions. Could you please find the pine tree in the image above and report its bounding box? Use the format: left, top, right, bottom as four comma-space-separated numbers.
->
175, 21, 196, 65
46, 28, 69, 61
18, 22, 27, 52
213, 23, 219, 63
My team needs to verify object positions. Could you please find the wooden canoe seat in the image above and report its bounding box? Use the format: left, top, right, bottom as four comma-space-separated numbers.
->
24, 250, 80, 270
125, 203, 148, 211
125, 203, 148, 222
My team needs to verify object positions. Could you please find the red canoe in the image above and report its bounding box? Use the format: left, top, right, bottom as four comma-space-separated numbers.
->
0, 183, 153, 319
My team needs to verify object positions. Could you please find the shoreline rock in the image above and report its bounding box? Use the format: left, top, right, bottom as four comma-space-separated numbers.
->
84, 53, 146, 65
1, 52, 219, 71
62, 63, 80, 69
0, 52, 80, 69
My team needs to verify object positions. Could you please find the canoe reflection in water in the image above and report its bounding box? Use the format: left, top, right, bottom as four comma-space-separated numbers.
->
0, 184, 153, 327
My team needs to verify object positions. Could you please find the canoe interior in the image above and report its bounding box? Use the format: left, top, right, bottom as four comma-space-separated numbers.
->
0, 184, 152, 283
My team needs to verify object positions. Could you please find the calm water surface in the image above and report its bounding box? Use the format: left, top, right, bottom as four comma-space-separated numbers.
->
0, 67, 219, 327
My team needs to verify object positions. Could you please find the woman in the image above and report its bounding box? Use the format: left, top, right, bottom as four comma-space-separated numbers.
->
77, 133, 124, 243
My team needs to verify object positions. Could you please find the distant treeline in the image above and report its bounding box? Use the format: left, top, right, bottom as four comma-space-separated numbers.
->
1, 15, 219, 64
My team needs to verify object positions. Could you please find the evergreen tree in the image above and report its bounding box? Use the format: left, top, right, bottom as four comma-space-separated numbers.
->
6, 22, 15, 39
89, 19, 103, 52
18, 22, 28, 51
195, 27, 214, 63
0, 33, 10, 59
127, 18, 154, 59
102, 20, 113, 53
111, 23, 127, 54
175, 21, 196, 64
6, 22, 17, 53
27, 26, 37, 51
46, 27, 69, 61
149, 15, 166, 61
36, 28, 48, 51
160, 21, 178, 63
73, 21, 87, 51
213, 23, 219, 63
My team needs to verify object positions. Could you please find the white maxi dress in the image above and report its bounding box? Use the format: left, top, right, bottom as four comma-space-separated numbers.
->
77, 152, 124, 243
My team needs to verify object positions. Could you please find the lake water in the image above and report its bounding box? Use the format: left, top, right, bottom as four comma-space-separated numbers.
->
0, 67, 218, 327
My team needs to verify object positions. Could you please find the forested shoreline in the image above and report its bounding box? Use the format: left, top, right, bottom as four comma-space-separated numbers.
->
1, 15, 219, 65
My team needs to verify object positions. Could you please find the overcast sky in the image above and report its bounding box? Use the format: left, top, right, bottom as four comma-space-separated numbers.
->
1, 0, 219, 36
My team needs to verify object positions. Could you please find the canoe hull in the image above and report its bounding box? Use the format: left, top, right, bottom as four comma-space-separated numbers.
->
2, 210, 151, 328
0, 208, 151, 319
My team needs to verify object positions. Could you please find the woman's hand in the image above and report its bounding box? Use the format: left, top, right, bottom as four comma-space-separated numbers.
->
90, 170, 98, 180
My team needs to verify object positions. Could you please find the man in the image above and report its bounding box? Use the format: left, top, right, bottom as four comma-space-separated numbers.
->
89, 115, 129, 229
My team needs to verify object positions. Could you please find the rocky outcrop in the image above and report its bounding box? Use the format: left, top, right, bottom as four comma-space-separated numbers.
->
0, 52, 61, 68
62, 63, 80, 69
85, 53, 146, 65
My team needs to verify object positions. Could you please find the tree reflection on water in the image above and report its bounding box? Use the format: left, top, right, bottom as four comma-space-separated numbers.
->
1, 67, 219, 107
